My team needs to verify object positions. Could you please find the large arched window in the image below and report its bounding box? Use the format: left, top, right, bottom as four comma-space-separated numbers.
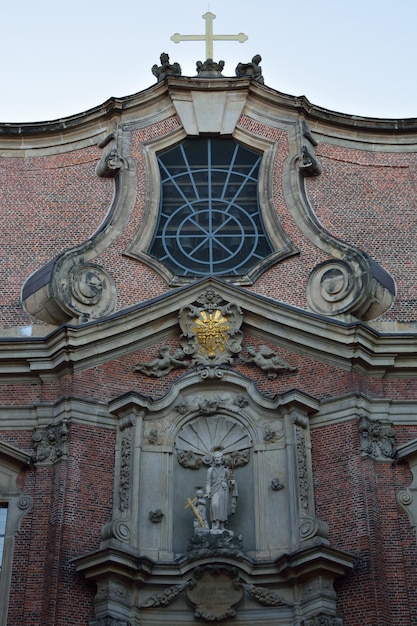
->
148, 138, 274, 277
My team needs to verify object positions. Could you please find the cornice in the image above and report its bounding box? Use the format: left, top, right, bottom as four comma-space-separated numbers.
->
0, 440, 32, 469
2, 279, 417, 380
0, 77, 417, 155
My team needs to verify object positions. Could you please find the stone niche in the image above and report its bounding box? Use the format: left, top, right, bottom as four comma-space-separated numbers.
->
75, 370, 355, 625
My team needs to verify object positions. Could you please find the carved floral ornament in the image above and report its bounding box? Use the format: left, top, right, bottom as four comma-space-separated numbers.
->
358, 415, 396, 460
134, 288, 296, 379
141, 565, 291, 621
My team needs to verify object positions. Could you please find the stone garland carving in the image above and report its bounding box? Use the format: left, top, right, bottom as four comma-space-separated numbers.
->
152, 53, 181, 81
242, 583, 292, 607
135, 346, 190, 377
32, 422, 69, 464
141, 582, 189, 608
177, 450, 203, 469
175, 392, 249, 416
358, 415, 396, 460
177, 447, 249, 472
241, 345, 296, 379
119, 433, 131, 512
297, 427, 309, 510
235, 54, 264, 84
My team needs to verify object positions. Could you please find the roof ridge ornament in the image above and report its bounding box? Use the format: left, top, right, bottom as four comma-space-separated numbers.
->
171, 11, 248, 60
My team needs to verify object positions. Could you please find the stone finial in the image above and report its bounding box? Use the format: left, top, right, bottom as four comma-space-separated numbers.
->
196, 58, 225, 78
152, 52, 182, 82
235, 54, 264, 84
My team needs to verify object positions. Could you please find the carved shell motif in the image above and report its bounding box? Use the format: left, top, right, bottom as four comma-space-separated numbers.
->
176, 414, 252, 468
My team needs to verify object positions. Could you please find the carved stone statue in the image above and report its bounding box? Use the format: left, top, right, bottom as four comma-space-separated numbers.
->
152, 52, 182, 82
205, 452, 238, 532
235, 54, 264, 84
194, 489, 209, 531
242, 345, 296, 379
135, 346, 189, 377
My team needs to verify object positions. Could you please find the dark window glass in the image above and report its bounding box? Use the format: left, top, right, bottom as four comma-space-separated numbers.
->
149, 138, 273, 277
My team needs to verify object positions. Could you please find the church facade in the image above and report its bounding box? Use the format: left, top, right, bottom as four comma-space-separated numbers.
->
1, 50, 417, 626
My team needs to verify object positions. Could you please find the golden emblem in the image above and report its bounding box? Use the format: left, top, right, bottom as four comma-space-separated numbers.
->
192, 309, 230, 358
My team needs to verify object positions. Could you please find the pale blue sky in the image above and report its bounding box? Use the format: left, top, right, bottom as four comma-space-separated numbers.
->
2, 0, 416, 122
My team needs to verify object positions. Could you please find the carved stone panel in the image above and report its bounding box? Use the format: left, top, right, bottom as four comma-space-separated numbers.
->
186, 566, 243, 622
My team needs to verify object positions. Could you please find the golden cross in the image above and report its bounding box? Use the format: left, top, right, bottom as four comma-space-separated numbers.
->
171, 12, 248, 60
184, 496, 205, 528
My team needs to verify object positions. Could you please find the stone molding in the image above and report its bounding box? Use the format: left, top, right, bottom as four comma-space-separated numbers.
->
0, 440, 33, 626
284, 120, 395, 322
21, 129, 135, 325
4, 279, 417, 382
397, 439, 417, 539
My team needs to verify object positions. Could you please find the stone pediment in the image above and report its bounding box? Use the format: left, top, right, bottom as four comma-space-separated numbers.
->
3, 277, 417, 381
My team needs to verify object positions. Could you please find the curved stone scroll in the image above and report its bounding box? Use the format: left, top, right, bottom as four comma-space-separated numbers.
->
306, 257, 395, 320
397, 439, 417, 541
22, 129, 136, 325
285, 120, 395, 321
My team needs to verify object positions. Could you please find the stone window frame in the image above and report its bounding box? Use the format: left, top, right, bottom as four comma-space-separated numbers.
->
0, 441, 32, 626
148, 136, 275, 278
125, 127, 297, 286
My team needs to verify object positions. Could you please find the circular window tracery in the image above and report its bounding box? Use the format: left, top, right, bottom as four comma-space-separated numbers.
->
148, 138, 273, 277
